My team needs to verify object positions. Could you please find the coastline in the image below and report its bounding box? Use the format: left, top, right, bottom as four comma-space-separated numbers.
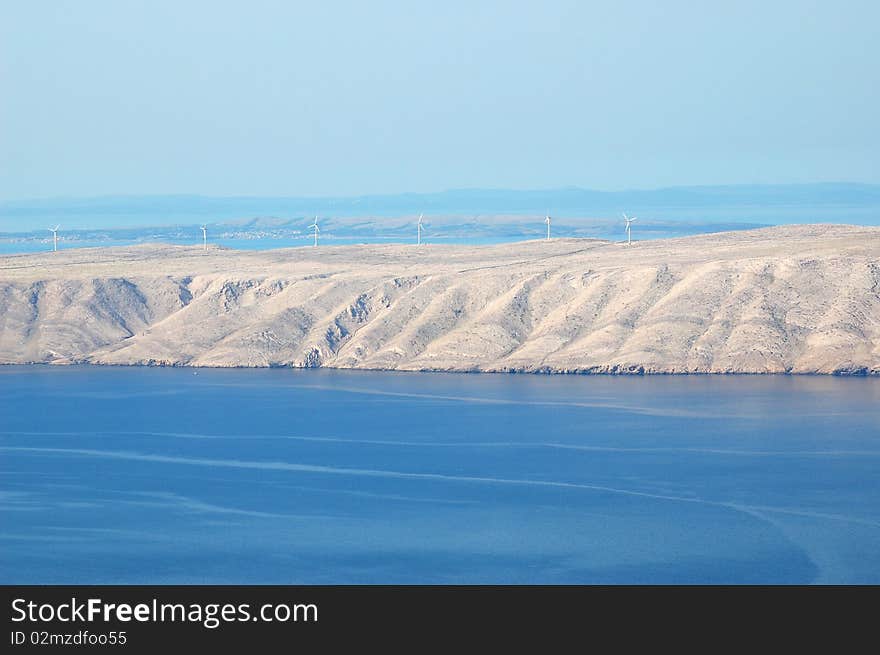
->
2, 224, 878, 376
1, 360, 877, 376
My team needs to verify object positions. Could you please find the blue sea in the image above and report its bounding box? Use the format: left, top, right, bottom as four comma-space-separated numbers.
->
1, 366, 878, 584
0, 236, 523, 255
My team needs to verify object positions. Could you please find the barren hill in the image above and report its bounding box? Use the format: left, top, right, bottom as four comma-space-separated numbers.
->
1, 225, 878, 374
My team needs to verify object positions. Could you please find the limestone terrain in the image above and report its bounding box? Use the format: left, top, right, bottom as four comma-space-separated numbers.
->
0, 224, 878, 375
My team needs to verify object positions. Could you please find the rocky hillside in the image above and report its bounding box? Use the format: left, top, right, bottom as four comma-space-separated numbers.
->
1, 225, 878, 374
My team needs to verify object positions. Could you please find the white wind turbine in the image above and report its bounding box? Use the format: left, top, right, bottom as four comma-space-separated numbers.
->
311, 215, 320, 247
417, 213, 424, 245
48, 225, 60, 252
623, 213, 637, 245
200, 225, 207, 251
545, 213, 551, 241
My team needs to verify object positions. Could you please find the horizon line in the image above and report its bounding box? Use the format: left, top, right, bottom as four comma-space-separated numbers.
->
3, 181, 880, 206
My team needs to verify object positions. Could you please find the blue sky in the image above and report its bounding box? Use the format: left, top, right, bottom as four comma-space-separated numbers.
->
1, 0, 877, 201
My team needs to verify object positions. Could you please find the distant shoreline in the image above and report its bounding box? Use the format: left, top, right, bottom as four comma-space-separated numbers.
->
1, 361, 877, 377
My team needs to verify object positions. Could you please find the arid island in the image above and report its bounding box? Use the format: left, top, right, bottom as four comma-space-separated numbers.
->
1, 224, 878, 375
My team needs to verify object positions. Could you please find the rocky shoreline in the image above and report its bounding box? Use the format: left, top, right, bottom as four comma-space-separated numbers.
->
1, 224, 878, 376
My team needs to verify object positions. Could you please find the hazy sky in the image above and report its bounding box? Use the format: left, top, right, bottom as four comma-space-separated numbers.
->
1, 0, 877, 201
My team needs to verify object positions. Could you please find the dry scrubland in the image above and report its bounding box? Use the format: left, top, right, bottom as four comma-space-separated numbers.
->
0, 224, 878, 375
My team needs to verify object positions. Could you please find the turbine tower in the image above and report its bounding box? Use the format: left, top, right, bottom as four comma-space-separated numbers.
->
623, 213, 637, 245
200, 225, 207, 251
48, 225, 60, 252
311, 216, 320, 247
545, 213, 551, 241
417, 213, 423, 245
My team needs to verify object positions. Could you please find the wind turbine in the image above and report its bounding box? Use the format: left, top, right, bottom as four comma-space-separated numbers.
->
200, 225, 207, 251
48, 225, 60, 252
623, 213, 637, 245
417, 213, 423, 245
311, 215, 320, 247
545, 213, 551, 241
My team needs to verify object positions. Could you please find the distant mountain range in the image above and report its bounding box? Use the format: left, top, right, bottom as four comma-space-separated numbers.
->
1, 184, 878, 250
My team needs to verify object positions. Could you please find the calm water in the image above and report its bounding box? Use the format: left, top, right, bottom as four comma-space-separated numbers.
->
0, 235, 531, 254
1, 366, 878, 584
